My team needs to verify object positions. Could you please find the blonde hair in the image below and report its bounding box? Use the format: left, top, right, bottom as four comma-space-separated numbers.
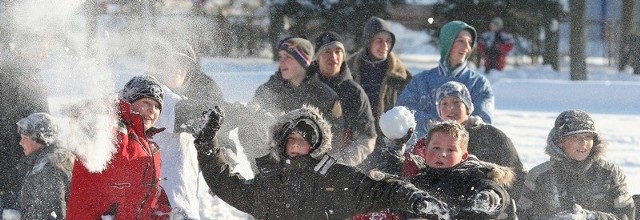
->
425, 120, 469, 152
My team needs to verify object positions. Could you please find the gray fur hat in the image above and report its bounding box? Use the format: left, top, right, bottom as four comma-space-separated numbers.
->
120, 75, 164, 111
435, 81, 474, 116
17, 112, 59, 146
551, 110, 597, 144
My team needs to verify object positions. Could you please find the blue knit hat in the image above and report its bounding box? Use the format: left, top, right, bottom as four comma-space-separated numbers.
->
279, 37, 314, 68
435, 81, 474, 116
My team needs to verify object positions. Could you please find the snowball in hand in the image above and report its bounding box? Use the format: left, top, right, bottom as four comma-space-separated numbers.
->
379, 106, 416, 139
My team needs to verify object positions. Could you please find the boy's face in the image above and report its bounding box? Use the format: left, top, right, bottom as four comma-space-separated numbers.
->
438, 96, 469, 124
368, 32, 393, 61
424, 131, 468, 168
160, 63, 187, 90
318, 47, 344, 77
285, 132, 312, 157
559, 133, 594, 161
19, 134, 43, 156
448, 30, 473, 67
131, 98, 161, 131
278, 50, 306, 83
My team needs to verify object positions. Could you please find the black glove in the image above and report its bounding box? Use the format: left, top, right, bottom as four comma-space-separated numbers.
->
458, 190, 502, 217
411, 192, 451, 220
384, 127, 415, 154
194, 106, 225, 151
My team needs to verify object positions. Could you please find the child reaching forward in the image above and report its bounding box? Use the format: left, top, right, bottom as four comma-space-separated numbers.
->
406, 121, 514, 219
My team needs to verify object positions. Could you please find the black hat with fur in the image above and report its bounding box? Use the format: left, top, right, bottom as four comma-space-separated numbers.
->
269, 105, 332, 161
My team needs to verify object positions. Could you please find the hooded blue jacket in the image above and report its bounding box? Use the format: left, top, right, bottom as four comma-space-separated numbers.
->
396, 21, 494, 140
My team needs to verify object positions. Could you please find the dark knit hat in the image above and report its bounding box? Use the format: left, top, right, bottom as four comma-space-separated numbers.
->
17, 112, 59, 146
435, 81, 474, 115
279, 37, 315, 68
552, 110, 597, 143
288, 118, 321, 150
313, 31, 346, 60
121, 75, 164, 111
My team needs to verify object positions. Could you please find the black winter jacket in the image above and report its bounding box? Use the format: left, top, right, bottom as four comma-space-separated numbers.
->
311, 63, 377, 166
17, 144, 74, 219
466, 117, 527, 200
410, 156, 514, 220
253, 70, 341, 123
197, 106, 426, 219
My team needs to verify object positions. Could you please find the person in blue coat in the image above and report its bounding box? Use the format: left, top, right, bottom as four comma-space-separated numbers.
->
396, 20, 494, 141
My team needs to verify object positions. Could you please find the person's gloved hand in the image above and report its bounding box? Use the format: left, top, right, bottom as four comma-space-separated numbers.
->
169, 207, 188, 220
550, 204, 597, 220
459, 190, 502, 216
412, 193, 451, 220
384, 127, 415, 154
194, 106, 225, 150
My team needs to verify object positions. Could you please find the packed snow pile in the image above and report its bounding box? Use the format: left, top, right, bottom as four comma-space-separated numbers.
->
379, 106, 416, 139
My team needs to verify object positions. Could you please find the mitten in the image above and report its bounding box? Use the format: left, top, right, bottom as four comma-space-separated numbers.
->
194, 106, 225, 152
550, 204, 597, 220
469, 190, 501, 212
384, 127, 415, 154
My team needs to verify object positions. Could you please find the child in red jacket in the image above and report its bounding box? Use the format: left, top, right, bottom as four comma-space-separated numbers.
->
67, 75, 172, 220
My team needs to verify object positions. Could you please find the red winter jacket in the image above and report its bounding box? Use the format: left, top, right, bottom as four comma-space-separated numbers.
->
67, 101, 171, 220
477, 31, 515, 71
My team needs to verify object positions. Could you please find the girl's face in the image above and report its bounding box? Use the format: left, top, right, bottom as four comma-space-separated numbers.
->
424, 131, 468, 168
438, 96, 469, 124
368, 32, 393, 61
559, 133, 594, 161
285, 132, 312, 158
19, 134, 43, 156
131, 98, 161, 131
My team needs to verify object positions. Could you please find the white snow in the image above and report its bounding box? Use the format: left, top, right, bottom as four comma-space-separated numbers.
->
379, 106, 417, 139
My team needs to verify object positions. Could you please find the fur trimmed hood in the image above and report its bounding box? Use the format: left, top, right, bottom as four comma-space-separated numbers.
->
463, 155, 516, 189
268, 105, 333, 161
545, 128, 606, 162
